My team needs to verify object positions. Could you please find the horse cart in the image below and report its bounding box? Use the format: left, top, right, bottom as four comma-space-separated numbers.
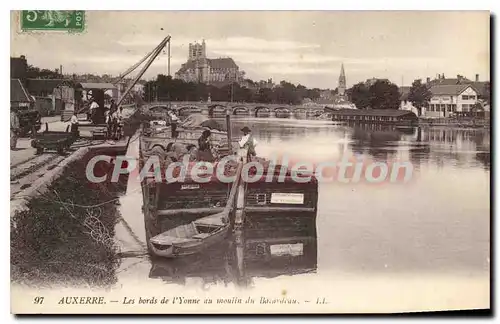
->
30, 123, 79, 155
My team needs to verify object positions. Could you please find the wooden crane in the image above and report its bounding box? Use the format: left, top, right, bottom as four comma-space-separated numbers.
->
115, 36, 171, 108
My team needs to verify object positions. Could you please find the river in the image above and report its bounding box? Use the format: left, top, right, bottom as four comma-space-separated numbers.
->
115, 118, 490, 312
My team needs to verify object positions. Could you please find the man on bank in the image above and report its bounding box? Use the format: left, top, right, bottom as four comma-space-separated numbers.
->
116, 106, 124, 139
89, 99, 99, 124
110, 99, 118, 112
10, 108, 20, 150
70, 110, 79, 137
239, 126, 257, 162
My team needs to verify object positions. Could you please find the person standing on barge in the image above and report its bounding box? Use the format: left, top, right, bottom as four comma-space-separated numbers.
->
198, 129, 215, 162
168, 110, 179, 138
239, 126, 257, 162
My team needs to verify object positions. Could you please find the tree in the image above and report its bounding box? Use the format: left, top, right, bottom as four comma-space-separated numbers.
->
26, 64, 61, 79
482, 82, 491, 104
349, 82, 371, 109
471, 102, 484, 112
257, 88, 274, 103
408, 79, 431, 116
306, 88, 321, 101
141, 74, 335, 104
369, 80, 400, 110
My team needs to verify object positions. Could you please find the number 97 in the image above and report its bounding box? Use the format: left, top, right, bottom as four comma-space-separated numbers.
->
33, 297, 44, 304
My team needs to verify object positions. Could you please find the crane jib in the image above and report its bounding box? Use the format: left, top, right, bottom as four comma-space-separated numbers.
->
116, 36, 171, 108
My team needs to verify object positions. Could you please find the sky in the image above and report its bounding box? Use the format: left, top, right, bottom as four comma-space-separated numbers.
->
10, 11, 490, 89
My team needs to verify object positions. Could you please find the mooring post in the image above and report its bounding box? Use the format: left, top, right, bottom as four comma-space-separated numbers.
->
234, 227, 245, 281
226, 108, 233, 154
234, 152, 247, 229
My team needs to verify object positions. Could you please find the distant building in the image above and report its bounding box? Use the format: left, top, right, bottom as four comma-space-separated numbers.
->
426, 73, 490, 102
399, 86, 419, 114
318, 90, 335, 102
188, 41, 206, 61
427, 84, 480, 117
325, 64, 355, 109
11, 56, 28, 81
26, 79, 65, 97
255, 79, 274, 90
25, 79, 66, 116
399, 79, 481, 117
238, 78, 274, 91
338, 63, 346, 97
175, 40, 240, 85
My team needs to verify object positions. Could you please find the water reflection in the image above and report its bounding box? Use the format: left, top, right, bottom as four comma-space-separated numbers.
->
417, 127, 491, 170
148, 213, 317, 287
349, 124, 403, 161
118, 118, 489, 287
336, 123, 490, 171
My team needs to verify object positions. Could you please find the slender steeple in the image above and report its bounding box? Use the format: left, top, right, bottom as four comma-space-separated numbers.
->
338, 63, 346, 96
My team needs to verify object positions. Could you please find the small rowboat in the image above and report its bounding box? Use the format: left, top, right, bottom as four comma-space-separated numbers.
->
149, 211, 230, 258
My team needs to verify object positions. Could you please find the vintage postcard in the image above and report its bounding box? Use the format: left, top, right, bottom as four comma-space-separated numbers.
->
10, 10, 490, 314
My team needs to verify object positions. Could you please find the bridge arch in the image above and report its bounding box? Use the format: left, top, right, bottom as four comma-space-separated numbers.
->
208, 104, 227, 118
147, 105, 170, 117
148, 104, 170, 111
232, 105, 250, 115
307, 108, 326, 117
177, 106, 202, 117
254, 106, 271, 117
293, 107, 307, 114
274, 106, 292, 118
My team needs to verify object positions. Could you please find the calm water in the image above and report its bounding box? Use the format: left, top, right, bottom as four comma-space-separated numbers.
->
116, 118, 490, 293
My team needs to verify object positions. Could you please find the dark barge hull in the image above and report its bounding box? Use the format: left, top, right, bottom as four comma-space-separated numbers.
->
141, 169, 318, 256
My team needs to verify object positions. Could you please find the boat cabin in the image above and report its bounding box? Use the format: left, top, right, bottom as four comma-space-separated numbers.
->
328, 108, 418, 125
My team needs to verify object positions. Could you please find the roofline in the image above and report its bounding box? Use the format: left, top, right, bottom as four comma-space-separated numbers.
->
430, 84, 480, 96
461, 84, 481, 95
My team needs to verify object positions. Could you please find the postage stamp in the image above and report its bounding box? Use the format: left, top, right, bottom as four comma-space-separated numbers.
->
20, 10, 85, 32
9, 10, 490, 315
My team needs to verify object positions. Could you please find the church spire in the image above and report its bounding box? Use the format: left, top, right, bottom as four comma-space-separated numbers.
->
338, 63, 346, 96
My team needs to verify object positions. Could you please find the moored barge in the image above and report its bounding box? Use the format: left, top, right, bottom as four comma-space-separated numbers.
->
139, 114, 318, 258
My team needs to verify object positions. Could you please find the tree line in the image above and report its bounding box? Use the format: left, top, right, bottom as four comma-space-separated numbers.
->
143, 75, 323, 105
144, 74, 435, 115
347, 79, 414, 112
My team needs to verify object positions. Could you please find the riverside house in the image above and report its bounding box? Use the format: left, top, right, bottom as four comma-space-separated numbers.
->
426, 84, 481, 118
400, 74, 489, 118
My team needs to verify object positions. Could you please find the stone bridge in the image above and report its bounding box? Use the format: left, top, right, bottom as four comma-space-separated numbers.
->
144, 101, 328, 118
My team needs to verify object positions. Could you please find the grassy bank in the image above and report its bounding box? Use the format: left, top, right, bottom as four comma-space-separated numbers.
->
11, 149, 128, 288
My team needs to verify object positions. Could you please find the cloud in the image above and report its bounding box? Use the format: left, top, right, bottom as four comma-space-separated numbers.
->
116, 36, 319, 51
263, 66, 341, 76
210, 50, 342, 65
215, 49, 443, 67
116, 37, 196, 48
72, 54, 184, 65
207, 37, 319, 51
